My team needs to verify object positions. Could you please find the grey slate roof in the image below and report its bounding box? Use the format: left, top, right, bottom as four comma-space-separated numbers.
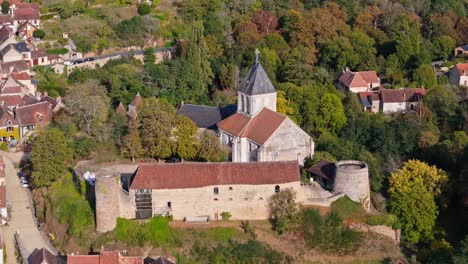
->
176, 104, 236, 129
238, 53, 276, 95
460, 44, 468, 51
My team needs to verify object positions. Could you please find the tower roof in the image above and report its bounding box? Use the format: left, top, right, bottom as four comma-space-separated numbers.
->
238, 49, 276, 96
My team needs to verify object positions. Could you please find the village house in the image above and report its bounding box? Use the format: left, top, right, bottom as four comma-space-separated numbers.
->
0, 42, 30, 63
217, 49, 313, 165
0, 26, 16, 51
335, 68, 380, 93
450, 63, 468, 87
12, 6, 40, 29
0, 60, 29, 76
17, 20, 38, 40
454, 44, 468, 57
357, 88, 426, 114
15, 101, 53, 138
0, 104, 19, 141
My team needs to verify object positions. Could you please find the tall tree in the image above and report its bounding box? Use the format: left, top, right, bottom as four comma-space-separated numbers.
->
186, 22, 213, 99
389, 160, 448, 243
138, 99, 174, 159
122, 119, 143, 163
31, 128, 73, 188
172, 115, 198, 160
315, 93, 347, 135
1, 1, 9, 15
197, 130, 225, 161
65, 80, 110, 138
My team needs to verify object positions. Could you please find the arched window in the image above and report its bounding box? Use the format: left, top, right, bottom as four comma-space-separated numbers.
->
275, 185, 280, 193
214, 187, 219, 195
246, 97, 250, 114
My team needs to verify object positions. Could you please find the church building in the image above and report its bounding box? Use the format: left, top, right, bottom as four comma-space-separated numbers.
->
217, 50, 314, 165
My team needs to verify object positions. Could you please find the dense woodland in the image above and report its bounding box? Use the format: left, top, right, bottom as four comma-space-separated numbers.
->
26, 0, 468, 262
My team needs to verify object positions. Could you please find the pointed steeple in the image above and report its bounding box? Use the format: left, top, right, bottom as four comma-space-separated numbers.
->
132, 92, 142, 107
115, 102, 126, 115
237, 50, 276, 96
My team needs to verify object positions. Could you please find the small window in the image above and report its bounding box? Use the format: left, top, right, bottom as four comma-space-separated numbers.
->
259, 197, 264, 200
229, 198, 233, 201
244, 198, 248, 200
275, 185, 280, 193
214, 198, 218, 201
214, 187, 219, 195
229, 187, 233, 190
167, 202, 171, 208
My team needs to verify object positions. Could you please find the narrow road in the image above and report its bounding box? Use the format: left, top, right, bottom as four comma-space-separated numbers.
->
1, 153, 55, 263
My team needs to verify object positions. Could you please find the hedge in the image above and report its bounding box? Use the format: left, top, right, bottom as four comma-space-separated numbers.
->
46, 48, 68, 55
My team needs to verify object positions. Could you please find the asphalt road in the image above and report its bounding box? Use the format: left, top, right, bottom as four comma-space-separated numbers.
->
1, 153, 56, 263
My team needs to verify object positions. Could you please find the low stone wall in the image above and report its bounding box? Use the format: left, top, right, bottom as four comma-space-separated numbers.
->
349, 222, 400, 244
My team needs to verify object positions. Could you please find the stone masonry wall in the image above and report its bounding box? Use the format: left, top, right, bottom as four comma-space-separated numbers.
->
151, 182, 300, 220
260, 118, 314, 165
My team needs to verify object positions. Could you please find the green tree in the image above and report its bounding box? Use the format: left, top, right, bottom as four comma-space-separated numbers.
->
143, 47, 155, 65
185, 22, 213, 99
31, 128, 73, 188
282, 46, 316, 85
138, 99, 174, 159
32, 29, 46, 39
122, 119, 142, 162
319, 36, 358, 72
173, 115, 197, 160
64, 80, 110, 138
137, 3, 152, 16
1, 1, 9, 15
389, 160, 448, 243
315, 93, 347, 135
432, 35, 455, 59
268, 188, 299, 234
453, 236, 468, 264
413, 64, 437, 88
196, 130, 225, 161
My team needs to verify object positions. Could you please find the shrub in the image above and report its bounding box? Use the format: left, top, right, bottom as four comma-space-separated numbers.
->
137, 3, 151, 16
188, 239, 286, 263
0, 142, 7, 151
220, 211, 231, 220
48, 174, 95, 244
268, 189, 299, 234
240, 220, 257, 239
331, 196, 368, 220
33, 29, 46, 39
40, 14, 54, 21
301, 208, 362, 255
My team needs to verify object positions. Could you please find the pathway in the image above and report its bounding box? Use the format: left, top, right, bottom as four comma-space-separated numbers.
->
0, 153, 56, 264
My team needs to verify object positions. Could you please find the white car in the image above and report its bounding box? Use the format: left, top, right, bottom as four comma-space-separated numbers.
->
64, 61, 74, 66
20, 178, 29, 188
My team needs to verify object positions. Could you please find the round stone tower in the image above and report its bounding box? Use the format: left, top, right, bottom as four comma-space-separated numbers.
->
95, 172, 120, 232
333, 160, 370, 211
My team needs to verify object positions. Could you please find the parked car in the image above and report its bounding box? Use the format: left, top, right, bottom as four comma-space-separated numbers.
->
84, 57, 94, 62
64, 61, 74, 66
20, 178, 29, 188
17, 170, 24, 178
75, 59, 84, 64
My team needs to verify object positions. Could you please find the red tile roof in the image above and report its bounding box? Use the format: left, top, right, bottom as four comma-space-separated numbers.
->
381, 88, 426, 103
14, 8, 39, 20
217, 112, 250, 136
217, 108, 286, 144
9, 0, 22, 6
10, 72, 29, 80
357, 91, 379, 101
67, 255, 100, 264
100, 251, 119, 264
17, 3, 40, 10
0, 60, 29, 73
0, 95, 24, 107
0, 26, 13, 45
338, 70, 379, 88
16, 101, 53, 126
455, 63, 468, 76
31, 49, 47, 59
119, 256, 144, 264
130, 161, 300, 190
0, 185, 6, 208
0, 15, 13, 24
1, 85, 21, 94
